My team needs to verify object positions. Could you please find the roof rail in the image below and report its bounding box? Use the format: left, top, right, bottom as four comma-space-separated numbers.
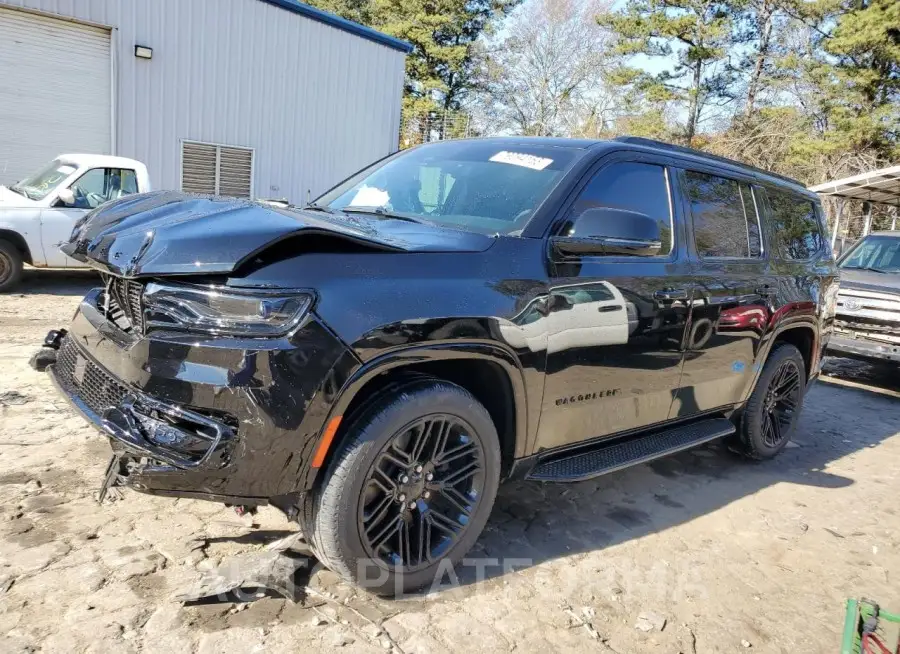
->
613, 136, 803, 187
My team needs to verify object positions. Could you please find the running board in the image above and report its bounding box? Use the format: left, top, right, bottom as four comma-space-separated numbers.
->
527, 418, 736, 482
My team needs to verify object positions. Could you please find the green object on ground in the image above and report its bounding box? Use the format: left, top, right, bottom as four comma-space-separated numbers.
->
841, 598, 900, 654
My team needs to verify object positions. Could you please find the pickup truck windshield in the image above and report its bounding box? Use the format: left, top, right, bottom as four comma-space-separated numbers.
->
840, 235, 900, 274
314, 141, 580, 235
10, 159, 76, 201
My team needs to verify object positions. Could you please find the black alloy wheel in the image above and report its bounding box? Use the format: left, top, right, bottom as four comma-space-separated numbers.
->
306, 379, 501, 595
735, 342, 806, 459
760, 359, 802, 448
359, 415, 485, 571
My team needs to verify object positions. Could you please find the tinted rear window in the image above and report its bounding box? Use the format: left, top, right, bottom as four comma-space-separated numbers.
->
684, 171, 760, 258
766, 190, 824, 260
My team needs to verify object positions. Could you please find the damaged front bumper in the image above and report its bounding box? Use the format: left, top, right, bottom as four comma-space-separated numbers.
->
39, 287, 359, 507
46, 332, 241, 502
102, 394, 235, 470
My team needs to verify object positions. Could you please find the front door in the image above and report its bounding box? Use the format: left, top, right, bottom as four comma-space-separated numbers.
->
534, 158, 693, 453
672, 170, 773, 416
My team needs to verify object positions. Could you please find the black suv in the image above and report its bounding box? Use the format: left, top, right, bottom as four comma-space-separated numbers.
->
37, 137, 838, 594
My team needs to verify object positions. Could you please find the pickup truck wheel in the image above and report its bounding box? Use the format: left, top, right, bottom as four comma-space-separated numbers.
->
0, 240, 23, 292
307, 379, 501, 596
736, 343, 805, 459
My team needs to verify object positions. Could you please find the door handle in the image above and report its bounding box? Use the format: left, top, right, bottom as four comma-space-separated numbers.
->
654, 289, 688, 301
598, 304, 623, 313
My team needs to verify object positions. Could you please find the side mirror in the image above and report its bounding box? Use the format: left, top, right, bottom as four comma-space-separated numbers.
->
56, 188, 76, 207
551, 207, 662, 257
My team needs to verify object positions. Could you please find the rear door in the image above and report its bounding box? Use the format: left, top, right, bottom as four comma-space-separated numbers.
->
671, 168, 775, 417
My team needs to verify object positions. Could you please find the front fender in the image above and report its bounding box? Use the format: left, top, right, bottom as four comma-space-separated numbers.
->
297, 341, 531, 492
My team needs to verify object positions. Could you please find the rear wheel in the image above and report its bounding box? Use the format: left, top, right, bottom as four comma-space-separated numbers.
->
0, 240, 23, 292
736, 343, 805, 459
306, 379, 501, 595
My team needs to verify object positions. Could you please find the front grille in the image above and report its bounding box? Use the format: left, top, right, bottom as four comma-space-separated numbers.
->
834, 321, 900, 345
54, 337, 130, 418
837, 289, 900, 313
835, 288, 900, 345
101, 275, 145, 333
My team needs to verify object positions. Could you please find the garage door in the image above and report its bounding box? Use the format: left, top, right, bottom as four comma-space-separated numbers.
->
0, 7, 111, 185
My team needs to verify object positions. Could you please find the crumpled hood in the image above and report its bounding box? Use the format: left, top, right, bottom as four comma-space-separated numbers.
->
839, 268, 900, 295
62, 191, 495, 277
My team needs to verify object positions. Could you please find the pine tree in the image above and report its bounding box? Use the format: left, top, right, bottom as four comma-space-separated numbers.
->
597, 0, 739, 145
307, 0, 519, 113
818, 0, 899, 158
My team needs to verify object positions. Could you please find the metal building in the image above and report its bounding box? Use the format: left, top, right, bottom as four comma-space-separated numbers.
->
0, 0, 409, 200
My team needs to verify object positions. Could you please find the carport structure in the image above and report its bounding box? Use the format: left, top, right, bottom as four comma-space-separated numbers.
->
809, 165, 900, 248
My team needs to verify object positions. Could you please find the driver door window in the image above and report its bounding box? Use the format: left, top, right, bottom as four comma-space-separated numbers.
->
68, 168, 138, 209
567, 162, 674, 255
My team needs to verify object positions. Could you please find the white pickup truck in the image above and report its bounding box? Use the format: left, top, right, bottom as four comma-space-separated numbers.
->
0, 154, 151, 291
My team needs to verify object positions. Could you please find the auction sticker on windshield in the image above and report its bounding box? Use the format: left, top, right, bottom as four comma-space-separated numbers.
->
348, 185, 390, 208
489, 151, 553, 171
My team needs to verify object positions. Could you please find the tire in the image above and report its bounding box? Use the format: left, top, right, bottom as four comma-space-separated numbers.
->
0, 240, 23, 293
736, 343, 806, 459
305, 379, 501, 596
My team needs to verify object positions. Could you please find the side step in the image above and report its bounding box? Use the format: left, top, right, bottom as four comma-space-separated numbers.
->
527, 418, 736, 482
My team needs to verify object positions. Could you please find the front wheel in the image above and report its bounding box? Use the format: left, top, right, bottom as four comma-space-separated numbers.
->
306, 379, 501, 595
0, 240, 23, 292
736, 343, 806, 459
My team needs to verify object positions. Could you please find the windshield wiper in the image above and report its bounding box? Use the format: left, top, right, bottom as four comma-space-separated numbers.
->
302, 203, 342, 215
342, 206, 424, 224
844, 266, 887, 274
6, 185, 29, 199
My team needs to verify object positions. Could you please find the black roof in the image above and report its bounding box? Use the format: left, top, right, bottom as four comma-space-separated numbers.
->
450, 136, 602, 150
611, 137, 808, 190
437, 135, 809, 193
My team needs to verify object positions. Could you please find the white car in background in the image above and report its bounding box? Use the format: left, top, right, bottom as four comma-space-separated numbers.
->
500, 281, 636, 353
0, 154, 151, 291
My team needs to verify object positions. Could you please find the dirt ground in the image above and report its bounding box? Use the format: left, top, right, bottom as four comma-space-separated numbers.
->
1, 269, 898, 654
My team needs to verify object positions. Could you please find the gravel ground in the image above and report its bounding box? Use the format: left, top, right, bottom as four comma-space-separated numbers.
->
1, 269, 899, 654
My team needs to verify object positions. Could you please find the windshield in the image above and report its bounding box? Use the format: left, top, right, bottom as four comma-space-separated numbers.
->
314, 141, 580, 235
10, 159, 77, 201
839, 235, 900, 273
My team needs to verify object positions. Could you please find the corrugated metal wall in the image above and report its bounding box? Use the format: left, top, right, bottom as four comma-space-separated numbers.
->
1, 0, 406, 200
0, 6, 112, 184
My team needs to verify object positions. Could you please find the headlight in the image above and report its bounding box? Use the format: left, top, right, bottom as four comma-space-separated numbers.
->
143, 283, 313, 336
